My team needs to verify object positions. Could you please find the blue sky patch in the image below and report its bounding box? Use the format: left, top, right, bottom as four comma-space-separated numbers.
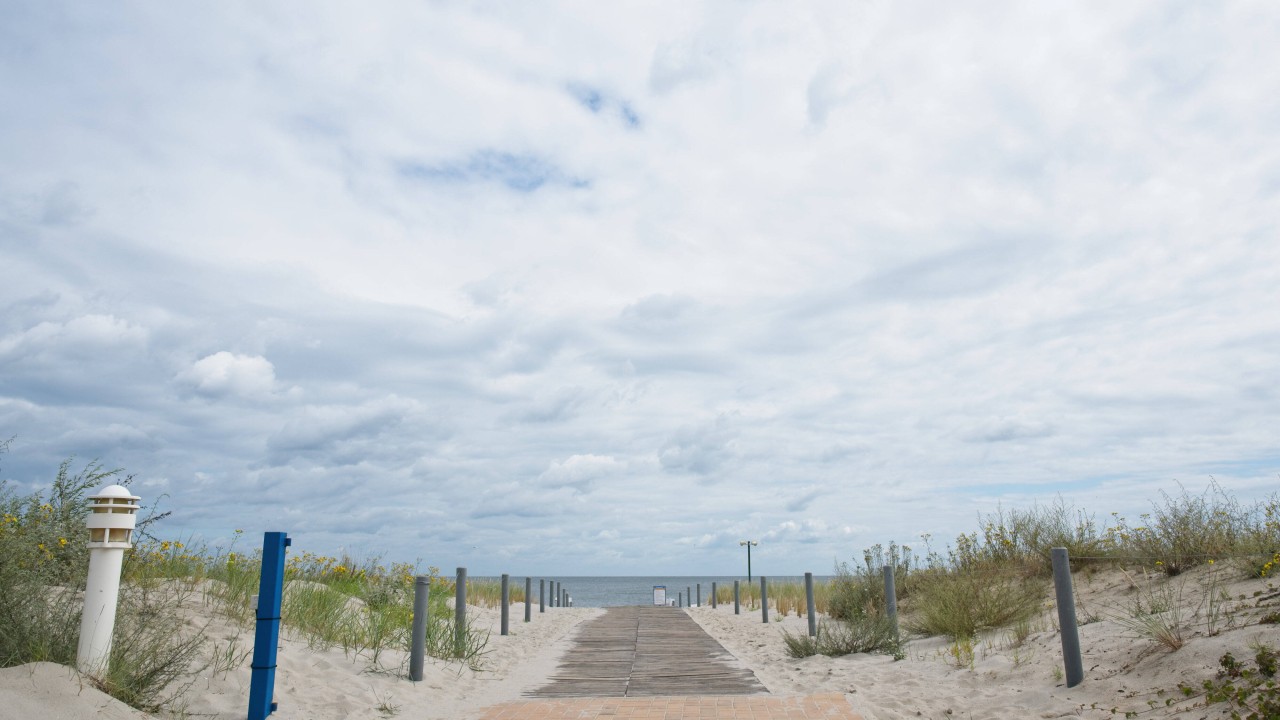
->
398, 150, 585, 192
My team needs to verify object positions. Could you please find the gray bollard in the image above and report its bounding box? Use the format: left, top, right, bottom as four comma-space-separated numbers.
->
555, 581, 561, 607
500, 574, 509, 636
805, 572, 817, 637
734, 580, 740, 615
697, 583, 701, 607
455, 567, 467, 657
1052, 548, 1084, 688
679, 592, 683, 608
883, 565, 898, 639
525, 577, 532, 622
712, 582, 717, 609
687, 586, 692, 608
539, 579, 545, 613
409, 576, 430, 681
760, 576, 769, 623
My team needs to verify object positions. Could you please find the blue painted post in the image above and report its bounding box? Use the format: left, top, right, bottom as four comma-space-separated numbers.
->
248, 532, 290, 720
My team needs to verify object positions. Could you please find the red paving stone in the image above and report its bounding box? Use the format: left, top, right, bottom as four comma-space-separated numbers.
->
478, 693, 862, 719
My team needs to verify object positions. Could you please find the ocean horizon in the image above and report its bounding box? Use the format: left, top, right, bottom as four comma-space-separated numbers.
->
471, 575, 836, 608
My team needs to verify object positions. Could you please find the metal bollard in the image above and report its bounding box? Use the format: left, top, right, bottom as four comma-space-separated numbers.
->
455, 567, 467, 657
539, 579, 545, 613
805, 572, 816, 637
712, 581, 717, 609
760, 576, 769, 623
410, 576, 430, 681
500, 574, 510, 636
883, 565, 898, 640
734, 580, 740, 614
525, 577, 532, 622
1052, 548, 1084, 687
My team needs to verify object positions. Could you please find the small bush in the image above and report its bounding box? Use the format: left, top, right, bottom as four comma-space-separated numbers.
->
783, 615, 900, 658
1182, 646, 1280, 720
1, 454, 109, 666
828, 566, 886, 621
1, 451, 210, 713
905, 561, 1044, 640
1108, 482, 1250, 576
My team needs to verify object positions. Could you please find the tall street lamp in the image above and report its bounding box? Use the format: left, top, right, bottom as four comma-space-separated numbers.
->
739, 540, 758, 581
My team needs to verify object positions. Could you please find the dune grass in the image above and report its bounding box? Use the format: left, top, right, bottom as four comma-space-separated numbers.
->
841, 483, 1280, 646
1, 450, 494, 714
9, 440, 1280, 708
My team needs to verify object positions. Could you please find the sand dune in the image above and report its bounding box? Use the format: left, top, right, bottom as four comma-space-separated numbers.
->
2, 566, 1278, 719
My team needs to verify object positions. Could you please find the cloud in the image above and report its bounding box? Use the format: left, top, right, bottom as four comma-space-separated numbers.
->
537, 453, 622, 494
181, 352, 276, 398
0, 314, 147, 357
2, 2, 1278, 575
659, 417, 738, 477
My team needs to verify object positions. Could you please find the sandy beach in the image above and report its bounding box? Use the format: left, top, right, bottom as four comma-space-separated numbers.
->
2, 566, 1278, 719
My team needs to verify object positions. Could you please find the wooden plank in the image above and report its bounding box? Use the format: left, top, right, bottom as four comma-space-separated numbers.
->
526, 606, 766, 698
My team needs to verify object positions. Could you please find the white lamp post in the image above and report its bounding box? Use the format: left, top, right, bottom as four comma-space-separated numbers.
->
77, 484, 140, 676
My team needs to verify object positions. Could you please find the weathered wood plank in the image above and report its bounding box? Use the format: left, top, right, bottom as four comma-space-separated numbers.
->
526, 606, 766, 698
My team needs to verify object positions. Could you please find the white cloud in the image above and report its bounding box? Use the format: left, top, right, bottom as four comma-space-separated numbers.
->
181, 351, 276, 398
2, 2, 1279, 575
537, 454, 623, 493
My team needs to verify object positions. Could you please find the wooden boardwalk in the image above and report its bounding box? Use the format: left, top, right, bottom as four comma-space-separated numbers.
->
527, 606, 767, 698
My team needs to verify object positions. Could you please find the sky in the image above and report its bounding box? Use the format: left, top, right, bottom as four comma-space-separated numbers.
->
2, 1, 1278, 576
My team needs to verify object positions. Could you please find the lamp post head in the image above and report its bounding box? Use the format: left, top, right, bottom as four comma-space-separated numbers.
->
739, 540, 757, 547
86, 484, 140, 548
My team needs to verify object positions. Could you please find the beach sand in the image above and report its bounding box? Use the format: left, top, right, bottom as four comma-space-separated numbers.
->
2, 566, 1278, 719
688, 565, 1280, 719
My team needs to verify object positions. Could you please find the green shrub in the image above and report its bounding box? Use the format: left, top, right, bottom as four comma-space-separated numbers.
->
0, 454, 106, 666
1108, 482, 1251, 576
1, 450, 210, 713
1181, 645, 1280, 720
905, 561, 1044, 640
783, 616, 900, 658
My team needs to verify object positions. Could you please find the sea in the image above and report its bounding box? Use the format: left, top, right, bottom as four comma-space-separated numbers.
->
474, 575, 834, 608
